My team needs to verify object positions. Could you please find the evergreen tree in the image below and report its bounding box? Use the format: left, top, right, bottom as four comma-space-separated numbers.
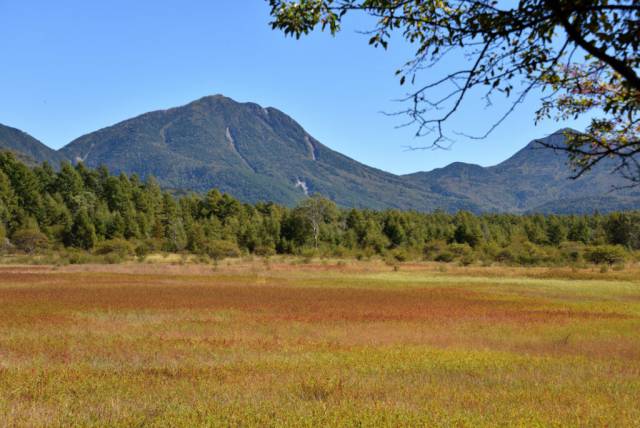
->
0, 153, 636, 264
67, 209, 97, 250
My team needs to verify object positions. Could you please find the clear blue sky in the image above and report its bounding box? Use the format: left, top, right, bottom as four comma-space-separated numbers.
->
0, 0, 589, 174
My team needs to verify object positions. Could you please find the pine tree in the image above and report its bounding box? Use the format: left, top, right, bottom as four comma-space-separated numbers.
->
67, 209, 97, 250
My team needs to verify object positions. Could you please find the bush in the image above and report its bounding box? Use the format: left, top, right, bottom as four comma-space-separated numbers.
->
495, 248, 516, 264
299, 247, 317, 263
330, 246, 348, 258
448, 243, 472, 257
103, 253, 125, 264
134, 241, 152, 261
391, 249, 409, 262
254, 244, 276, 257
559, 242, 585, 263
0, 237, 14, 254
11, 229, 49, 254
585, 245, 627, 265
514, 242, 551, 266
64, 249, 92, 264
423, 241, 446, 261
205, 240, 241, 260
459, 253, 476, 266
94, 238, 134, 258
435, 251, 454, 263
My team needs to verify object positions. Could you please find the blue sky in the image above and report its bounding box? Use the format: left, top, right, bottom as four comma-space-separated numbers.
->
0, 0, 589, 174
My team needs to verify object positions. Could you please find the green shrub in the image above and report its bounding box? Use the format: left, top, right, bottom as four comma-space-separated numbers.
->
448, 243, 472, 257
495, 248, 516, 264
94, 238, 134, 258
435, 251, 454, 263
11, 229, 49, 254
585, 245, 627, 265
205, 240, 241, 260
134, 242, 151, 261
459, 253, 476, 266
514, 242, 551, 266
423, 241, 446, 261
391, 249, 409, 262
65, 249, 91, 264
477, 242, 500, 260
254, 245, 276, 257
102, 253, 124, 264
330, 246, 348, 258
0, 236, 14, 254
559, 242, 584, 263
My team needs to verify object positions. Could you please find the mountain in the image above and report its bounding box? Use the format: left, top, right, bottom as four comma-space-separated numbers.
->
59, 95, 476, 211
2, 95, 638, 213
403, 130, 640, 213
0, 123, 66, 166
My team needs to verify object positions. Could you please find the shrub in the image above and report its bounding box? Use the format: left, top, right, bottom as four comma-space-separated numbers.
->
11, 229, 49, 254
448, 243, 472, 257
103, 253, 124, 264
94, 238, 134, 258
459, 253, 476, 266
514, 242, 551, 266
585, 245, 627, 265
559, 242, 585, 263
423, 240, 446, 261
435, 251, 454, 263
134, 241, 152, 261
495, 248, 516, 264
391, 249, 409, 262
205, 240, 241, 260
299, 247, 317, 263
478, 242, 501, 260
0, 237, 14, 254
65, 249, 92, 264
254, 245, 276, 257
330, 245, 348, 258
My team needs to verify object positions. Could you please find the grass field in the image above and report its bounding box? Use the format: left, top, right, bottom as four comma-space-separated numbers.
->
1, 259, 639, 426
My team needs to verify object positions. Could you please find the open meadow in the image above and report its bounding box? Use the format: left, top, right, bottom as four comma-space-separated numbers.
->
1, 259, 639, 426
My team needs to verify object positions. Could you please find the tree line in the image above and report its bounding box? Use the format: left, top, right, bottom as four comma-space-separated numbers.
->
0, 152, 638, 266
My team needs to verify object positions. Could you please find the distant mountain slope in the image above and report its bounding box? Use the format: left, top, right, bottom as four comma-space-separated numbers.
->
59, 95, 475, 211
404, 130, 640, 212
0, 123, 66, 165
3, 96, 639, 213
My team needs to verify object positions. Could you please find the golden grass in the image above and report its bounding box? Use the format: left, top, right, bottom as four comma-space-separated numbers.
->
1, 260, 639, 426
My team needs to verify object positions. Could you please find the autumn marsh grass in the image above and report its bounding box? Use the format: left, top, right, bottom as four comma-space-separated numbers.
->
1, 260, 639, 426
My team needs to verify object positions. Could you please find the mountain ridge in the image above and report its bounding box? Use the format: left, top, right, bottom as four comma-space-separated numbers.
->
58, 95, 476, 212
404, 128, 639, 213
0, 123, 66, 166
1, 95, 639, 213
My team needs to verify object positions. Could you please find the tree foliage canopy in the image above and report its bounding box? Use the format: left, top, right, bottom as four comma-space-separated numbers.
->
1, 151, 639, 265
268, 0, 640, 180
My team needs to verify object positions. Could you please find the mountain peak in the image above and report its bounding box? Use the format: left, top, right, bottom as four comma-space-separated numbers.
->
58, 95, 465, 211
191, 93, 233, 104
524, 128, 580, 149
2, 97, 637, 213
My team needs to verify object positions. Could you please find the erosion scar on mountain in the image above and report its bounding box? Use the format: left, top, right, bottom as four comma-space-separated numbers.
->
225, 127, 256, 173
304, 135, 317, 161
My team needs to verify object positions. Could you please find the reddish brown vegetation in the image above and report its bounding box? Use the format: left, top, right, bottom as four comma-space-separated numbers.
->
1, 264, 639, 426
0, 268, 630, 327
